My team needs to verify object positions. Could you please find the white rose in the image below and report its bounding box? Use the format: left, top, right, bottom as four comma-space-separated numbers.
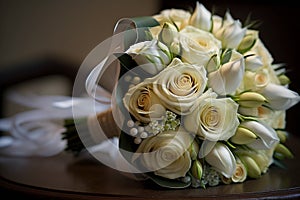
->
184, 89, 239, 141
242, 69, 270, 91
231, 159, 247, 183
208, 50, 245, 95
260, 110, 286, 130
250, 39, 281, 84
126, 40, 172, 75
153, 8, 191, 30
205, 142, 236, 178
123, 82, 166, 123
179, 26, 221, 67
189, 2, 212, 32
152, 58, 207, 115
132, 128, 193, 179
250, 38, 273, 66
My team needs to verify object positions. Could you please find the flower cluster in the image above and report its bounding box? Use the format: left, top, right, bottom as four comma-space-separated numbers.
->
116, 2, 300, 188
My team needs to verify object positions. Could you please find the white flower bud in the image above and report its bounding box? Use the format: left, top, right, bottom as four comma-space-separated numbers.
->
189, 2, 212, 32
214, 12, 247, 49
237, 92, 267, 108
237, 31, 258, 54
230, 127, 257, 145
241, 120, 279, 150
126, 40, 171, 75
260, 83, 300, 110
191, 160, 203, 180
159, 22, 178, 47
244, 54, 263, 71
205, 142, 236, 178
238, 155, 261, 178
208, 51, 245, 95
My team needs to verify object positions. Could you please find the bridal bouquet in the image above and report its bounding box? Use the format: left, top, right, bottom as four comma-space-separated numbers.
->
1, 1, 299, 190
101, 2, 300, 188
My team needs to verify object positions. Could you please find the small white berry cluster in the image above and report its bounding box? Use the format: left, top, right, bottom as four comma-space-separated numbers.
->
124, 74, 141, 88
126, 110, 181, 144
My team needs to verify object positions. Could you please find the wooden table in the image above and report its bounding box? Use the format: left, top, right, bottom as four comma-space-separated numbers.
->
1, 134, 300, 200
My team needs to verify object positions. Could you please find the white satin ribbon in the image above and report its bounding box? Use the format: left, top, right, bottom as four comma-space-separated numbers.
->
0, 18, 141, 159
0, 92, 110, 157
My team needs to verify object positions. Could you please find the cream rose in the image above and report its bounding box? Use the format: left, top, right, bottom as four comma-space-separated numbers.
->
132, 128, 193, 179
231, 159, 247, 183
184, 89, 239, 141
153, 8, 191, 30
123, 82, 166, 123
242, 69, 270, 91
179, 26, 221, 67
152, 58, 207, 115
249, 39, 281, 85
250, 38, 273, 67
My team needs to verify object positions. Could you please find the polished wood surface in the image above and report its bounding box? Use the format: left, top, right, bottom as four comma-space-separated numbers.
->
1, 134, 300, 199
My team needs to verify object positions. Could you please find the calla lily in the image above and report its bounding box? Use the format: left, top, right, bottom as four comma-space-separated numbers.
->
205, 142, 236, 178
208, 51, 245, 95
260, 83, 300, 110
240, 120, 279, 149
189, 2, 212, 32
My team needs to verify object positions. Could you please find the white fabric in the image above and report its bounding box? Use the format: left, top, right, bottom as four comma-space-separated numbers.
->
0, 18, 139, 159
0, 93, 110, 157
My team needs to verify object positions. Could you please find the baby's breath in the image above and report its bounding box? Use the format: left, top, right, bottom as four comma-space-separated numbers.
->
126, 110, 180, 143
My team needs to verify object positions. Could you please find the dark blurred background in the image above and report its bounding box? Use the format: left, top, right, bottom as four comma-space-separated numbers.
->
0, 0, 299, 135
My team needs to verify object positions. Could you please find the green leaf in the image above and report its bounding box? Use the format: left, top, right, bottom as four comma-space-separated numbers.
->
114, 53, 137, 77
221, 49, 232, 65
113, 53, 139, 117
120, 17, 160, 50
147, 173, 191, 189
272, 158, 287, 169
119, 130, 139, 161
131, 16, 160, 30
244, 13, 262, 30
